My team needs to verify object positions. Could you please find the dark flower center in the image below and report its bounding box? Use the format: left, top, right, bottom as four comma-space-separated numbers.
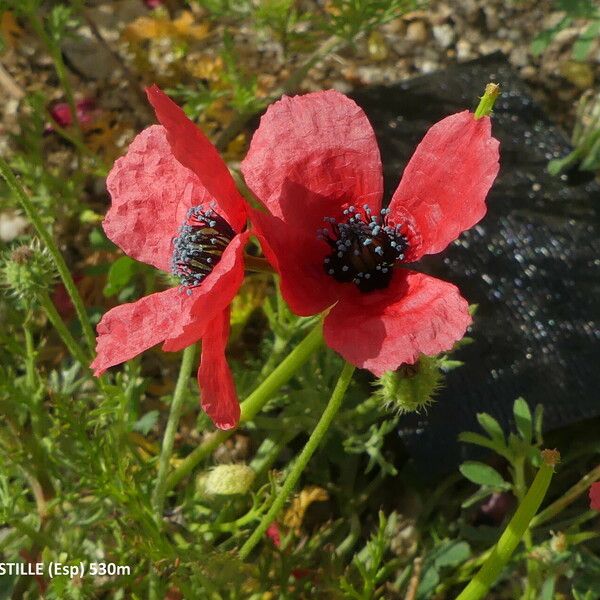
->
319, 205, 409, 293
172, 205, 235, 290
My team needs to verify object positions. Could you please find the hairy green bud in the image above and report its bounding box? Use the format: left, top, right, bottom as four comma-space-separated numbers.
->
1, 241, 56, 303
201, 464, 256, 496
374, 355, 444, 415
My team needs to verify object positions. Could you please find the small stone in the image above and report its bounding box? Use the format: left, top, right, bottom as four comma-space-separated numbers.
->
368, 30, 390, 61
406, 21, 428, 44
456, 39, 474, 62
483, 6, 499, 31
560, 61, 595, 90
0, 211, 28, 242
432, 24, 455, 49
552, 27, 579, 48
510, 46, 529, 68
520, 66, 537, 80
416, 58, 439, 74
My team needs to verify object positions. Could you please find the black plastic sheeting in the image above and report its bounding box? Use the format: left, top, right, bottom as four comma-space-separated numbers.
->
350, 53, 600, 473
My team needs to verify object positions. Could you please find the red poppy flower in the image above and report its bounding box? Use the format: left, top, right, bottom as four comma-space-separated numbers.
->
266, 522, 281, 547
242, 91, 499, 375
49, 97, 98, 129
91, 86, 249, 429
590, 482, 600, 511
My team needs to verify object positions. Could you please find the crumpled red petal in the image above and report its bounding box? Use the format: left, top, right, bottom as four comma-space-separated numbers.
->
146, 85, 247, 232
388, 111, 499, 259
198, 307, 241, 430
241, 90, 383, 237
104, 125, 209, 271
590, 482, 600, 511
323, 270, 471, 376
251, 208, 339, 316
163, 231, 250, 351
91, 286, 201, 376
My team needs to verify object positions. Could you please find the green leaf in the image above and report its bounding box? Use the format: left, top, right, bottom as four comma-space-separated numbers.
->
433, 541, 471, 568
572, 20, 600, 60
533, 404, 544, 444
461, 486, 495, 509
530, 16, 572, 56
477, 412, 505, 444
541, 577, 555, 600
103, 256, 138, 297
513, 397, 532, 443
459, 461, 510, 489
132, 410, 159, 435
89, 227, 114, 250
458, 432, 512, 461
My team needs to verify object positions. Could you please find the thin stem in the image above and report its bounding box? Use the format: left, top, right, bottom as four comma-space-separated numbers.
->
239, 361, 355, 560
0, 157, 96, 354
513, 457, 538, 600
244, 254, 275, 274
531, 462, 600, 528
29, 13, 82, 134
151, 344, 197, 516
165, 322, 324, 491
23, 318, 36, 389
38, 291, 90, 368
456, 450, 559, 600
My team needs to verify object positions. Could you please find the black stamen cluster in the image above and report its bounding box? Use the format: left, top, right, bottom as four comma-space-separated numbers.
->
319, 205, 409, 293
172, 205, 235, 291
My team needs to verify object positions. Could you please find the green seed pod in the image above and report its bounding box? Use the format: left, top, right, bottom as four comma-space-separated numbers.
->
374, 355, 444, 415
1, 241, 56, 304
202, 464, 256, 496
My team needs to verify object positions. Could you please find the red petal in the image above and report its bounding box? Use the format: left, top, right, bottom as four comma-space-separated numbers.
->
91, 287, 201, 375
323, 270, 471, 376
198, 308, 241, 430
241, 90, 383, 236
590, 482, 600, 511
104, 125, 208, 271
388, 111, 499, 258
146, 85, 246, 231
163, 231, 250, 351
251, 208, 339, 316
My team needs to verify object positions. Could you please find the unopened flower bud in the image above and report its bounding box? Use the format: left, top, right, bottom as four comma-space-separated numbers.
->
550, 531, 568, 553
2, 241, 56, 303
374, 355, 443, 414
202, 464, 255, 496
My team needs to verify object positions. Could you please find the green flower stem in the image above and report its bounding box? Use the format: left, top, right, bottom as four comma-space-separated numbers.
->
165, 322, 324, 492
151, 344, 197, 517
456, 450, 559, 600
239, 361, 356, 560
38, 292, 90, 369
0, 157, 96, 355
23, 318, 36, 390
530, 462, 600, 528
474, 83, 501, 119
29, 14, 81, 135
244, 254, 275, 274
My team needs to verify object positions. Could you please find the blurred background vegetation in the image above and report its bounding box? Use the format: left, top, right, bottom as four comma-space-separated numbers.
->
0, 1, 598, 598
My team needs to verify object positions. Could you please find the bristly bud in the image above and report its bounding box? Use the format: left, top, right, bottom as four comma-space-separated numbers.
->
200, 464, 255, 496
1, 240, 57, 304
373, 355, 444, 415
541, 449, 560, 468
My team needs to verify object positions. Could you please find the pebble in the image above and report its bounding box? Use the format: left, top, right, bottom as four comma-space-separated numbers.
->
406, 21, 428, 44
0, 212, 28, 242
456, 39, 474, 61
433, 24, 455, 49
